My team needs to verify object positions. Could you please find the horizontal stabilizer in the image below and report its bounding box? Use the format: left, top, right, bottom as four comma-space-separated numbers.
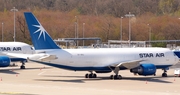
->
28, 54, 57, 61
39, 55, 58, 61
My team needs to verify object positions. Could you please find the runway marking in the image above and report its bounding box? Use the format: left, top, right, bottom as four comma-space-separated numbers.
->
38, 71, 46, 75
0, 92, 25, 95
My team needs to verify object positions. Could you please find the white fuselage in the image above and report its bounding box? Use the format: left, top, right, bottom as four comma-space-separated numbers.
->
36, 48, 179, 69
0, 42, 35, 57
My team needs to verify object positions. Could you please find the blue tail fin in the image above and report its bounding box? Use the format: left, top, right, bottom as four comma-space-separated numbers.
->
174, 51, 180, 58
24, 12, 60, 50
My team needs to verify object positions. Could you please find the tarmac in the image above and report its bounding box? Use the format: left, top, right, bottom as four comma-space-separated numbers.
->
0, 62, 180, 95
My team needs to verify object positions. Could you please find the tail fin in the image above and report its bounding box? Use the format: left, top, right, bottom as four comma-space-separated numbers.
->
174, 51, 180, 58
24, 12, 60, 50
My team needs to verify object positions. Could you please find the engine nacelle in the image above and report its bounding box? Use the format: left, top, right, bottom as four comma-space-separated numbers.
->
130, 64, 156, 76
0, 56, 11, 67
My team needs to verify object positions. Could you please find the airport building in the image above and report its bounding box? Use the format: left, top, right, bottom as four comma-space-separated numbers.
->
54, 38, 180, 49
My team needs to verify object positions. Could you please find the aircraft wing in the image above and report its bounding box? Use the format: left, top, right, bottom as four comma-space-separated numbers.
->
111, 59, 145, 69
3, 52, 57, 61
2, 52, 32, 59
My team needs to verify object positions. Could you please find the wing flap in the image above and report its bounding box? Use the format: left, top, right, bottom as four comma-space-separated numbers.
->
112, 59, 144, 69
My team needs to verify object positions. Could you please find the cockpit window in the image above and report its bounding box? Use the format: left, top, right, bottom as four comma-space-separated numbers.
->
31, 47, 34, 50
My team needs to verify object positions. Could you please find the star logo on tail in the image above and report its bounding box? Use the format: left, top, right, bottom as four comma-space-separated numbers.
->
33, 24, 46, 41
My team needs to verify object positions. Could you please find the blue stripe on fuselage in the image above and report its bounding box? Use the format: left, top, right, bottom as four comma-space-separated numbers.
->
30, 60, 111, 71
10, 58, 27, 62
30, 60, 172, 71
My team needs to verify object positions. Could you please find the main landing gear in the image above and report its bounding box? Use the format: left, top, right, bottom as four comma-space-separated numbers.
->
84, 67, 122, 79
162, 69, 168, 77
110, 67, 122, 80
85, 72, 97, 78
110, 75, 122, 79
20, 61, 26, 69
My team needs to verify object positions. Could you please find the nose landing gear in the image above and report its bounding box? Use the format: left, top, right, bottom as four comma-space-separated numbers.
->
162, 68, 168, 77
20, 61, 26, 69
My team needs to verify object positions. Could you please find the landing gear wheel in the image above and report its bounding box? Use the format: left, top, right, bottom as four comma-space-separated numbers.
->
89, 74, 93, 78
93, 74, 97, 78
85, 74, 89, 78
114, 75, 122, 80
20, 61, 26, 69
110, 75, 122, 80
85, 73, 97, 78
162, 73, 167, 77
20, 65, 25, 69
110, 75, 113, 79
114, 75, 118, 79
162, 68, 168, 77
12, 63, 16, 66
118, 75, 122, 79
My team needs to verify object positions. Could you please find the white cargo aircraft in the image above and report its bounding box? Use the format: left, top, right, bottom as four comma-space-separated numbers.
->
0, 42, 34, 69
7, 12, 180, 79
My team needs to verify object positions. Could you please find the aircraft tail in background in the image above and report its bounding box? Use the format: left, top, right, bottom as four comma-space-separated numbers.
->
24, 12, 60, 50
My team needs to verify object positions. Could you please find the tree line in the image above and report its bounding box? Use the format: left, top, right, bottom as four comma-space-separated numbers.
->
1, 0, 180, 17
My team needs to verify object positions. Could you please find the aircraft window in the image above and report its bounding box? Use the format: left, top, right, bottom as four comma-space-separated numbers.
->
31, 47, 34, 50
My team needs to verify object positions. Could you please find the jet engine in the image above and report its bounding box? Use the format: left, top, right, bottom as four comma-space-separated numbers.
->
130, 64, 156, 76
0, 56, 11, 67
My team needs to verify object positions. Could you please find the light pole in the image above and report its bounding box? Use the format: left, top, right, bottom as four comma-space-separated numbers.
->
11, 7, 18, 42
120, 17, 123, 47
147, 24, 152, 46
125, 12, 135, 47
74, 22, 77, 38
83, 23, 85, 46
1, 22, 3, 42
75, 16, 78, 46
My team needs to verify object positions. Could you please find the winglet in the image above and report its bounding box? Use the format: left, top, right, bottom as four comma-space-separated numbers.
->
24, 12, 60, 50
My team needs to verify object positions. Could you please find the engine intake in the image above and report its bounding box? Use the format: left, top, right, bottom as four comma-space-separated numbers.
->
0, 56, 11, 67
130, 64, 156, 76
